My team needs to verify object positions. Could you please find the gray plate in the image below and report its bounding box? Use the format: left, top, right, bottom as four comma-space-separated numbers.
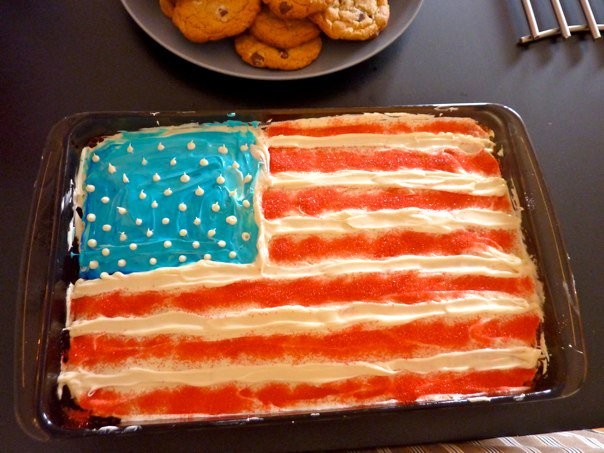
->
120, 0, 423, 80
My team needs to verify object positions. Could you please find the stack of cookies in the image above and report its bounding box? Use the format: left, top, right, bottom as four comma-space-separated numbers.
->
160, 0, 391, 71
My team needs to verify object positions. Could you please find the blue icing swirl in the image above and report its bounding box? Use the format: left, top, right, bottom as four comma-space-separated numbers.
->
79, 124, 262, 279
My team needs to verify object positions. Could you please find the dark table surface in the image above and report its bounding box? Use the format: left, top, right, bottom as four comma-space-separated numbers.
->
2, 1, 603, 451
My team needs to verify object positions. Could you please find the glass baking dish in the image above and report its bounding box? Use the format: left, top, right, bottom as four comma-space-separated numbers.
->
14, 104, 586, 443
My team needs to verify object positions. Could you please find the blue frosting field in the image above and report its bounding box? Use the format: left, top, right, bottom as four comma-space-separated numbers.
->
78, 124, 261, 279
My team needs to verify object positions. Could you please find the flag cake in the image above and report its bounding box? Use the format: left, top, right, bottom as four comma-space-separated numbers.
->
59, 112, 545, 423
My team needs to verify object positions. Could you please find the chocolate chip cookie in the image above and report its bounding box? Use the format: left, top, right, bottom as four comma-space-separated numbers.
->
172, 0, 261, 43
310, 0, 389, 40
262, 0, 332, 19
235, 33, 322, 70
250, 7, 320, 48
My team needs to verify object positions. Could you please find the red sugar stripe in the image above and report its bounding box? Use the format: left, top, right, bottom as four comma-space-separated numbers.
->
66, 314, 540, 368
266, 117, 490, 138
269, 229, 518, 264
269, 147, 501, 176
74, 368, 536, 418
70, 272, 536, 320
261, 186, 512, 220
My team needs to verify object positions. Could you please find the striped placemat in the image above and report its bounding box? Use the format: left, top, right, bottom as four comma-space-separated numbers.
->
349, 429, 604, 452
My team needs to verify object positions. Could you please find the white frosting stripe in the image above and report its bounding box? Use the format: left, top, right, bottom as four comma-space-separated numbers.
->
69, 250, 531, 298
263, 208, 519, 236
268, 170, 507, 196
59, 347, 541, 398
67, 294, 538, 339
261, 250, 529, 279
268, 132, 494, 154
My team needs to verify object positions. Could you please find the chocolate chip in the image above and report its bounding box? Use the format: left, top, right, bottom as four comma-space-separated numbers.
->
279, 49, 289, 59
251, 52, 265, 67
279, 2, 293, 15
216, 6, 231, 22
358, 12, 366, 21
